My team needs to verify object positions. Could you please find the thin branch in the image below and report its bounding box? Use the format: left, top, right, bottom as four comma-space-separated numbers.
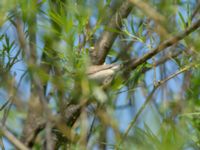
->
129, 0, 168, 38
129, 0, 165, 23
121, 86, 158, 142
0, 97, 12, 111
0, 137, 5, 150
2, 97, 13, 126
0, 125, 29, 150
87, 116, 96, 142
191, 0, 200, 20
119, 63, 196, 146
129, 18, 200, 69
142, 48, 183, 73
157, 64, 195, 85
115, 47, 184, 95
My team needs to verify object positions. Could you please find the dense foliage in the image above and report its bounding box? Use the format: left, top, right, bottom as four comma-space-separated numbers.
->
0, 0, 200, 149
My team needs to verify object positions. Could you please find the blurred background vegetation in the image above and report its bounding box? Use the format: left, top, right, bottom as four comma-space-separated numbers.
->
0, 0, 200, 149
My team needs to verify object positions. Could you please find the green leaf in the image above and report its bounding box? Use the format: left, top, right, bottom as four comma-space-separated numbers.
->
145, 62, 153, 68
178, 11, 186, 29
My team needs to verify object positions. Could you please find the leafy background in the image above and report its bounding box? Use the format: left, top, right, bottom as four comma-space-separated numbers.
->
0, 0, 200, 149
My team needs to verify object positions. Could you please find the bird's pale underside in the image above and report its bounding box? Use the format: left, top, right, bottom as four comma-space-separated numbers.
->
87, 63, 121, 84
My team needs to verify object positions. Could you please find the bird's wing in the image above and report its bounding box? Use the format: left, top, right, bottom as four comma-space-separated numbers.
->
87, 64, 119, 75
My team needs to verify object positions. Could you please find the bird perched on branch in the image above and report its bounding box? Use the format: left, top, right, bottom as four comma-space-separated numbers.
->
87, 63, 121, 85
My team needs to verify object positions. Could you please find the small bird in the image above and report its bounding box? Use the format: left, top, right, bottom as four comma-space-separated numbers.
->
87, 63, 121, 85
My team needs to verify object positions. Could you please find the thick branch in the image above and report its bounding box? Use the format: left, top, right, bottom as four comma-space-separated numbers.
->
91, 0, 132, 65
